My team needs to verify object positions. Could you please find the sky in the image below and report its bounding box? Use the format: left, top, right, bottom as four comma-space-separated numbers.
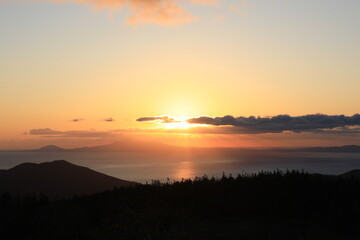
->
1, 0, 360, 149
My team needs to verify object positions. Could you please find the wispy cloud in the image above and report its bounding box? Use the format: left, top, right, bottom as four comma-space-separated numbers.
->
190, 0, 218, 6
125, 0, 195, 25
17, 0, 216, 25
136, 115, 179, 123
103, 117, 115, 122
71, 118, 84, 122
29, 128, 63, 135
186, 114, 360, 134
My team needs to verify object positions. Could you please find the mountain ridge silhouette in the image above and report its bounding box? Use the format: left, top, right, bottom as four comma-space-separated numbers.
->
0, 160, 136, 198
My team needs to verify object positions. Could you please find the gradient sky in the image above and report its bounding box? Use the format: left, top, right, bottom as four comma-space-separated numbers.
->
1, 0, 360, 149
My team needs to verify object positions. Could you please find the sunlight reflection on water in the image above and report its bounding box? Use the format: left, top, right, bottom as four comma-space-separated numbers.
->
1, 152, 360, 182
175, 161, 195, 180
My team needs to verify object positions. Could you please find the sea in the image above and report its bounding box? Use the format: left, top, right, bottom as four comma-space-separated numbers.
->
1, 151, 360, 183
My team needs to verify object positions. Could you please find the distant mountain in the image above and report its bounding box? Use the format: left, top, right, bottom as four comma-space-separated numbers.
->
25, 143, 360, 155
26, 140, 176, 153
24, 144, 67, 152
71, 140, 175, 152
0, 160, 136, 198
38, 144, 65, 152
272, 145, 360, 153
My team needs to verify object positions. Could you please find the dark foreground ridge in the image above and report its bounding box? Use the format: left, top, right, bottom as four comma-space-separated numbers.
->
1, 168, 360, 239
0, 160, 136, 198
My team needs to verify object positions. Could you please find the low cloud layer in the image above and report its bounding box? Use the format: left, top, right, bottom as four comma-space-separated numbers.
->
29, 128, 62, 135
186, 114, 360, 134
29, 114, 360, 140
16, 0, 216, 25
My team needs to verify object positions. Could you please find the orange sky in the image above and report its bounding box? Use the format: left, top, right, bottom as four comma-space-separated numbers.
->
1, 0, 360, 149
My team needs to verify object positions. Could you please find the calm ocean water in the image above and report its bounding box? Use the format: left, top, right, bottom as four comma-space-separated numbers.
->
1, 151, 360, 183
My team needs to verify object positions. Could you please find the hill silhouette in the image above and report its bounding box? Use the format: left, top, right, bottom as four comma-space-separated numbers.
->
340, 169, 360, 180
2, 169, 360, 239
0, 160, 136, 198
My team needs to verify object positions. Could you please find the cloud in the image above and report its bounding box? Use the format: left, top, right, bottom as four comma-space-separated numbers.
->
29, 128, 63, 135
103, 117, 115, 122
126, 1, 195, 26
186, 114, 360, 134
117, 125, 360, 136
18, 0, 216, 25
228, 0, 249, 13
31, 114, 360, 139
71, 118, 84, 122
190, 0, 217, 6
311, 126, 360, 135
28, 128, 115, 138
136, 115, 179, 123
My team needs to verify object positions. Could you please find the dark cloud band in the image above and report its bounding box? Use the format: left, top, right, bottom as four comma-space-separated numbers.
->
186, 114, 360, 134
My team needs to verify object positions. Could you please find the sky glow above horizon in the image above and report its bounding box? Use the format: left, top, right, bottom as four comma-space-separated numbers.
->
1, 0, 360, 149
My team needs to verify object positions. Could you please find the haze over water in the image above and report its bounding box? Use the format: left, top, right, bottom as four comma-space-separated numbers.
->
1, 151, 360, 182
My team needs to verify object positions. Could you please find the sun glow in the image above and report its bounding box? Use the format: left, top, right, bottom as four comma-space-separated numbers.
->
165, 121, 192, 129
164, 116, 193, 129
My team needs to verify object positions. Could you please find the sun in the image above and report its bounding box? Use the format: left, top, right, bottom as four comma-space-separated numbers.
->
164, 116, 193, 129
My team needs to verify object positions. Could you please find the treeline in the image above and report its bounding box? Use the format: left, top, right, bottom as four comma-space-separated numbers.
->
1, 170, 360, 240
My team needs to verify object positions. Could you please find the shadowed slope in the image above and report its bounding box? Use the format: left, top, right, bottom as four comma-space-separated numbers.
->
0, 160, 136, 198
340, 169, 360, 180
